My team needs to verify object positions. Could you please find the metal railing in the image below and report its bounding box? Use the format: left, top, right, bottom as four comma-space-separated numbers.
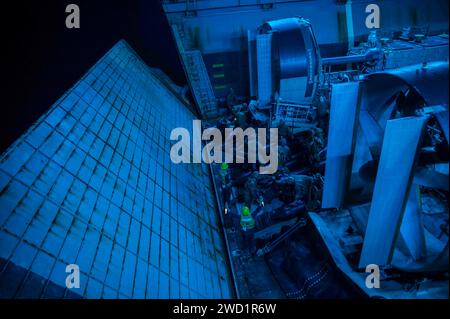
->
273, 100, 317, 127
171, 24, 219, 119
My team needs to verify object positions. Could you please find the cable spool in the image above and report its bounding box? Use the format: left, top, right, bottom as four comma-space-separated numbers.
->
257, 17, 321, 105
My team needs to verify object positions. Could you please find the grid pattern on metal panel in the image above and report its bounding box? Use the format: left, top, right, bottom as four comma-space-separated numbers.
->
0, 40, 232, 299
256, 33, 272, 104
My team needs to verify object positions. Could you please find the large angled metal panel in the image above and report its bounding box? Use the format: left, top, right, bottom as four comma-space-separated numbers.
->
0, 40, 233, 299
359, 116, 428, 268
322, 82, 360, 209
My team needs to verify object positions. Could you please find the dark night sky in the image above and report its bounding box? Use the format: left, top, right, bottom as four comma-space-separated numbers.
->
1, 0, 185, 153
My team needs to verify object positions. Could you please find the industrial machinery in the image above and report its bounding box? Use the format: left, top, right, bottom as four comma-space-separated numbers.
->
204, 13, 449, 298
317, 61, 449, 297
0, 0, 448, 301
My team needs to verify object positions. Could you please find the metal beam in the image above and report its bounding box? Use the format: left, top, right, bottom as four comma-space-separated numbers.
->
359, 116, 428, 268
322, 82, 360, 209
